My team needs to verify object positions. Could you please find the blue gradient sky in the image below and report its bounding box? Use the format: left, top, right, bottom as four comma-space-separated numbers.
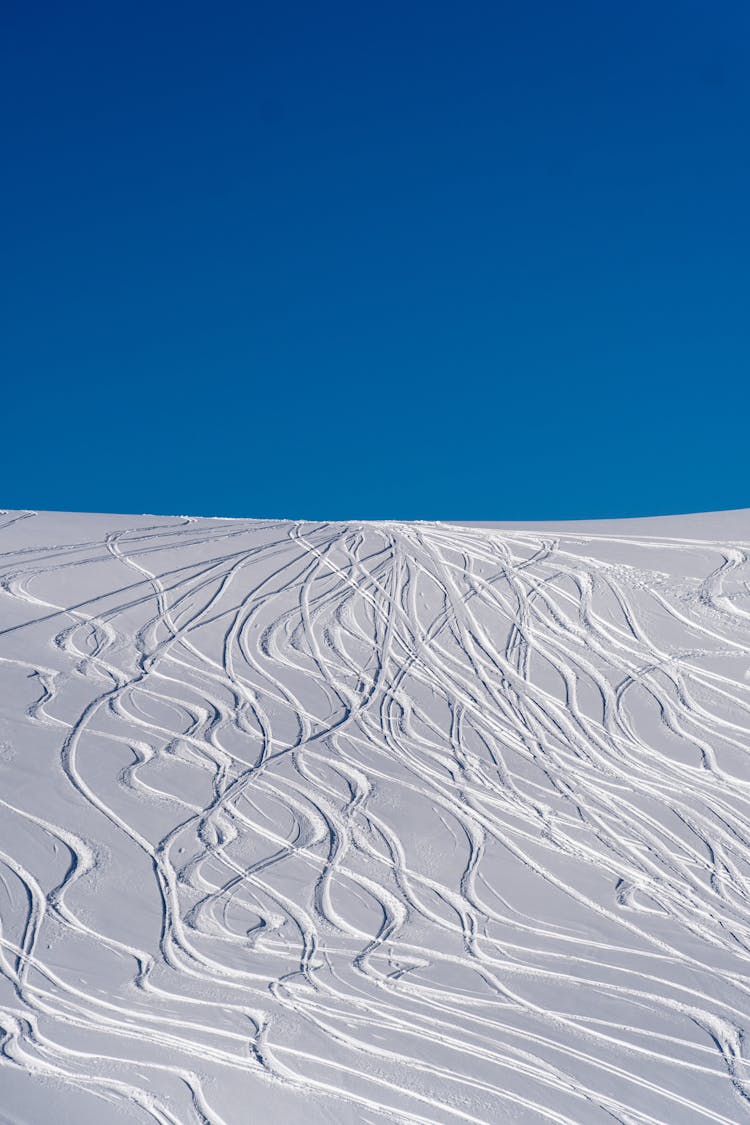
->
2, 3, 749, 521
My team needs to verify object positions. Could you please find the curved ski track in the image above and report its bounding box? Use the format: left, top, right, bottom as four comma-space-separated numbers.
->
0, 511, 750, 1123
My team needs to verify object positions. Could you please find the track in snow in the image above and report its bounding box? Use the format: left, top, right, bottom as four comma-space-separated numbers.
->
1, 509, 750, 1123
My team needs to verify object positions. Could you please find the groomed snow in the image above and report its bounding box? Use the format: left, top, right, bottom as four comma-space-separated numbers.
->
1, 508, 750, 1123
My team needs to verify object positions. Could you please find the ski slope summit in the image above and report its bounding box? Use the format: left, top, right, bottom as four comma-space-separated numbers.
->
1, 508, 750, 1124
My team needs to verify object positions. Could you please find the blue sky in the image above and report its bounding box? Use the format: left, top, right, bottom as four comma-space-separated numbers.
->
2, 2, 749, 520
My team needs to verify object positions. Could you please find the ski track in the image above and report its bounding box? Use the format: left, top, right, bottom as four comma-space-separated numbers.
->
0, 510, 749, 1122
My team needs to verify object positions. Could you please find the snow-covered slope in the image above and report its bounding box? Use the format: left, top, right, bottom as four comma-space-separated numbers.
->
1, 509, 750, 1124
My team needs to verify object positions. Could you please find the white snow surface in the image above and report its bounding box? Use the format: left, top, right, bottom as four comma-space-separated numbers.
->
1, 508, 750, 1123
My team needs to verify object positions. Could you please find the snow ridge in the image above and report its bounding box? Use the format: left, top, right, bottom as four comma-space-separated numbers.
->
0, 511, 750, 1123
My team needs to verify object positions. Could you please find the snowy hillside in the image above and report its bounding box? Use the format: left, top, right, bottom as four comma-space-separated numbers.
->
1, 508, 750, 1124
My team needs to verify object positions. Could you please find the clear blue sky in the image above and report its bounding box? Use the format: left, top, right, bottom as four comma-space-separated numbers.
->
2, 2, 749, 520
